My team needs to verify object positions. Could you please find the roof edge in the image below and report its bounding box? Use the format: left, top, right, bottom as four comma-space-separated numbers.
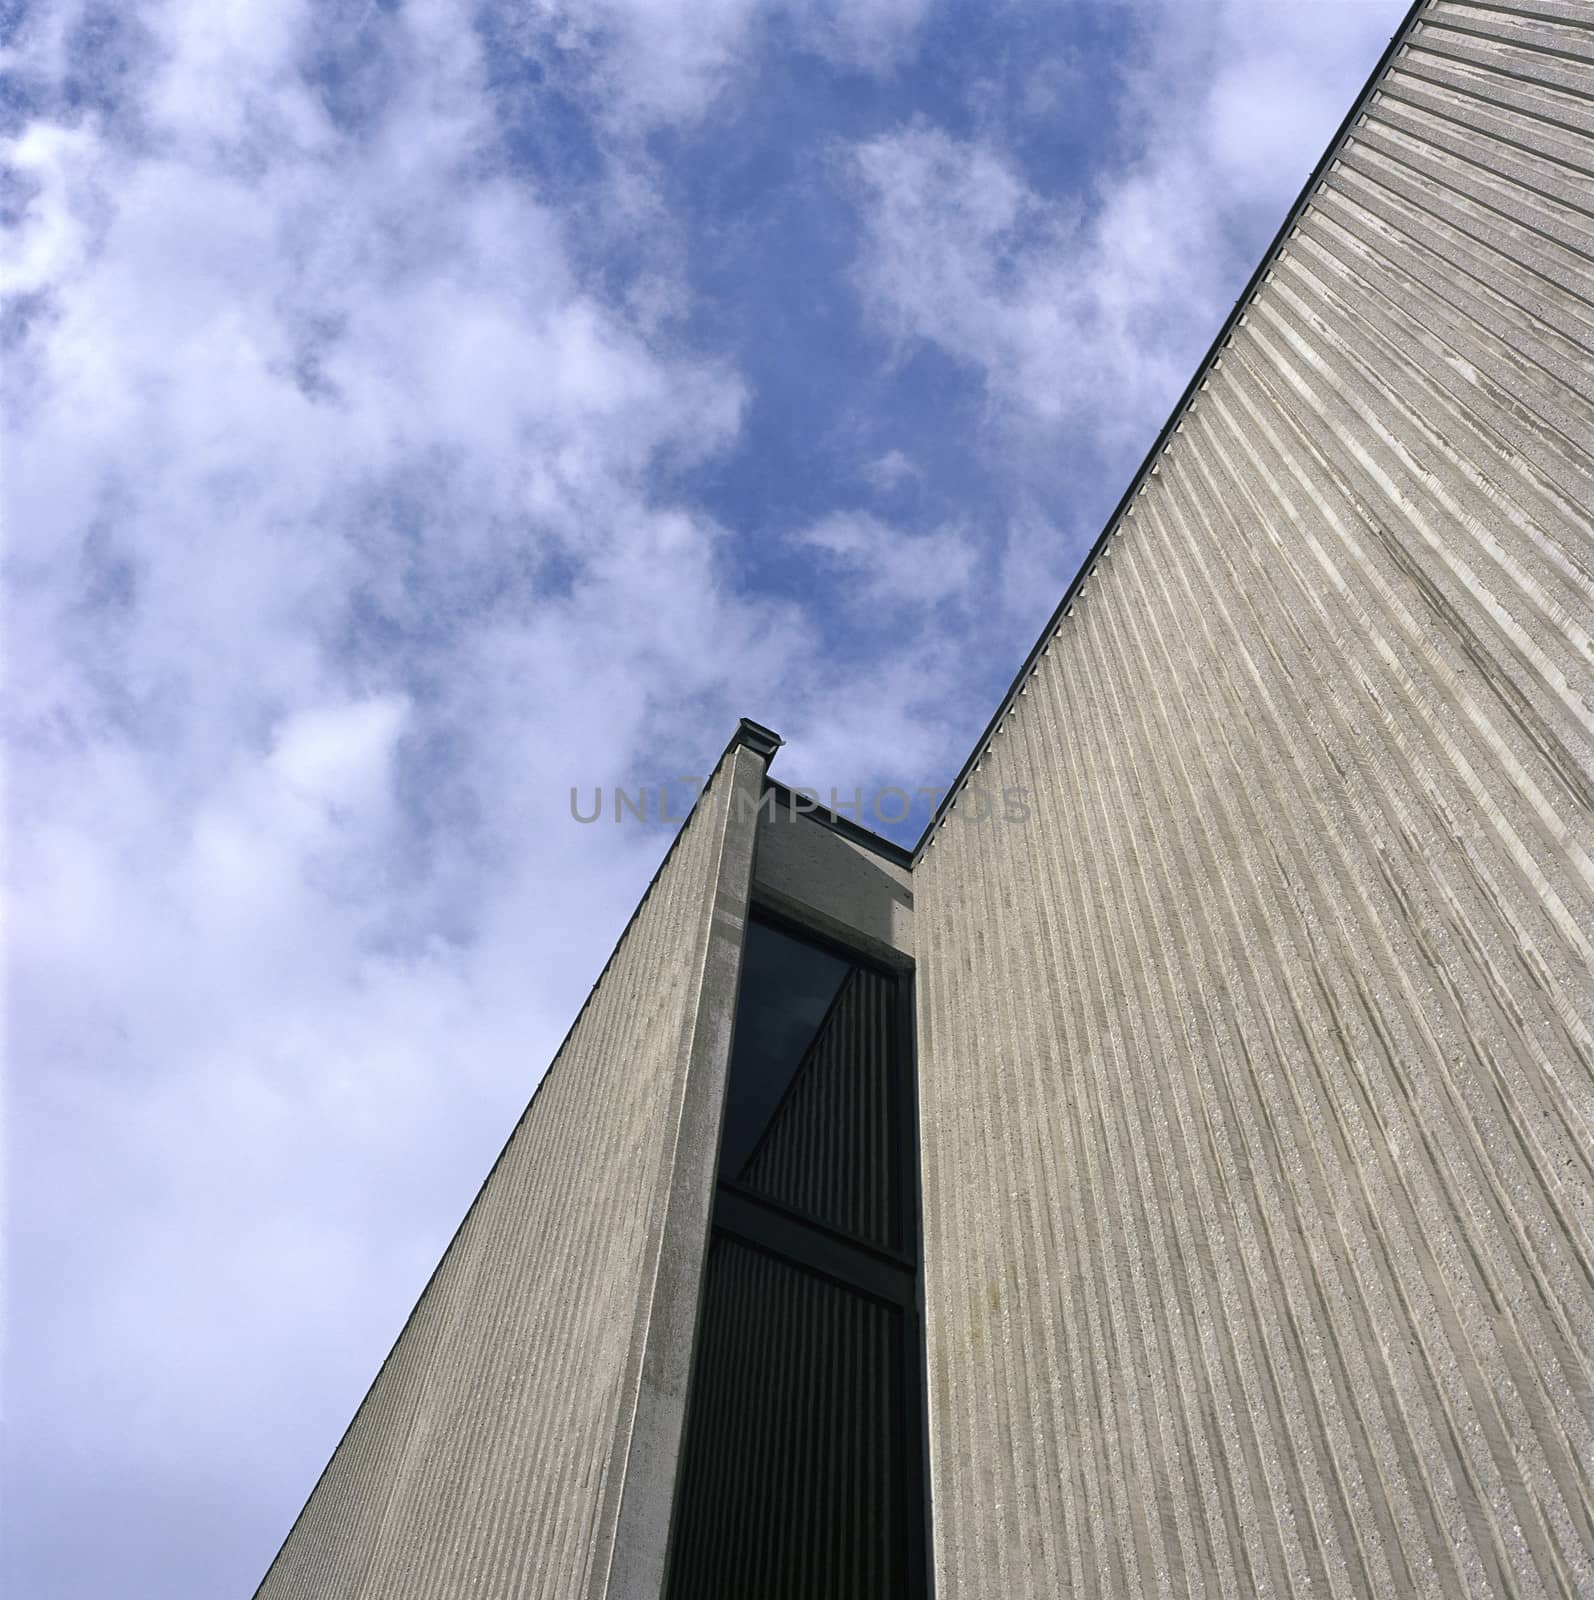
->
731, 716, 784, 763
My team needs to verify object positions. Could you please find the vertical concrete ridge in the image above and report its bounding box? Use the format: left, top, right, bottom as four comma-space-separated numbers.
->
254, 729, 768, 1600
592, 741, 766, 1600
914, 1, 1594, 1595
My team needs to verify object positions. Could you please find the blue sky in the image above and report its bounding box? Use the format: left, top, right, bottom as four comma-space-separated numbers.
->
3, 1, 1408, 1594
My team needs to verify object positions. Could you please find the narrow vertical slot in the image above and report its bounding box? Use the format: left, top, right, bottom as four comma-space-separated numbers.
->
665, 913, 928, 1599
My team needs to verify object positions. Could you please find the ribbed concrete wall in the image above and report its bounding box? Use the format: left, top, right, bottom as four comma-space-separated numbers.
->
914, 3, 1594, 1596
256, 735, 768, 1600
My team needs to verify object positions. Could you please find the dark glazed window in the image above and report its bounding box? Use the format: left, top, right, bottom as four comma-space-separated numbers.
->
665, 912, 928, 1600
716, 919, 851, 1180
717, 919, 905, 1252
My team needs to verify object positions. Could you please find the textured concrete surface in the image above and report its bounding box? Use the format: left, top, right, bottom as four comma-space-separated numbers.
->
914, 2, 1594, 1594
596, 741, 766, 1600
255, 734, 768, 1600
752, 803, 914, 966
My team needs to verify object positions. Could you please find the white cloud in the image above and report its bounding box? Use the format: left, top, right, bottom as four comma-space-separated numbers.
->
861, 446, 918, 490
850, 122, 1201, 446
269, 695, 410, 816
1, 122, 102, 293
797, 510, 977, 608
1, 2, 807, 1593
485, 0, 930, 132
848, 0, 1402, 452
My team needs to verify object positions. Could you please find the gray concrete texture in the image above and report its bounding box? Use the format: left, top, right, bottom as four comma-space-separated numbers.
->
752, 804, 914, 966
913, 2, 1594, 1595
254, 737, 768, 1600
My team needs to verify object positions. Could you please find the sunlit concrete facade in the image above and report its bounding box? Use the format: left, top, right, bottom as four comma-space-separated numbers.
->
257, 2, 1594, 1595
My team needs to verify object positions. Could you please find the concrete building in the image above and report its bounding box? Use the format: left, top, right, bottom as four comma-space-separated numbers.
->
256, 1, 1594, 1594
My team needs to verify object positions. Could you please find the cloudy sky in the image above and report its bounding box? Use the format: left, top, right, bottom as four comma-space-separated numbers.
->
4, 1, 1409, 1594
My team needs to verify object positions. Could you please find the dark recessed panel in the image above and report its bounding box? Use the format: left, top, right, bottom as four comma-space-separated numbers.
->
738, 965, 902, 1251
717, 919, 852, 1180
669, 914, 926, 1598
665, 1238, 910, 1600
